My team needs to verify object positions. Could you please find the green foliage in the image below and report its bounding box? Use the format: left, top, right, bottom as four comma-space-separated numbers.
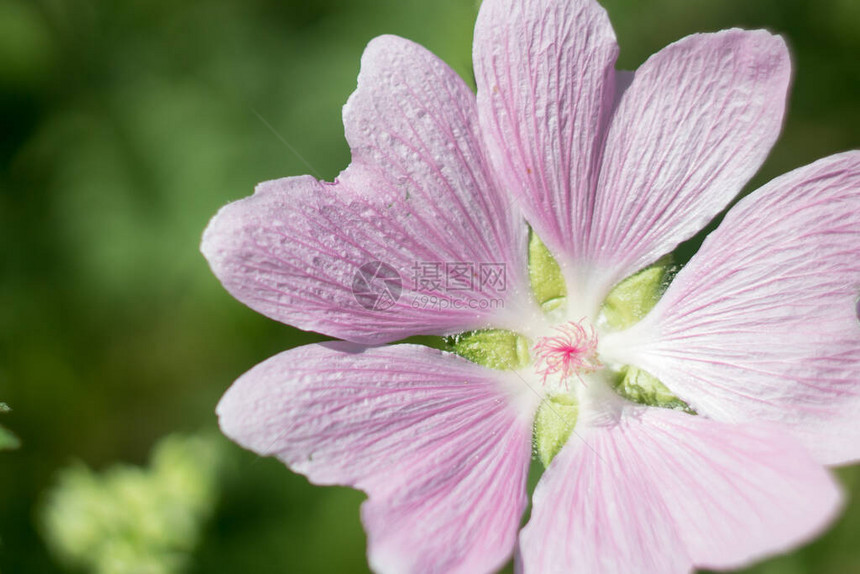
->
40, 433, 227, 574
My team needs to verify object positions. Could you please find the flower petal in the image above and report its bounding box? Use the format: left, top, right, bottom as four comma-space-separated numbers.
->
610, 152, 860, 465
585, 29, 791, 298
202, 35, 533, 344
519, 403, 841, 573
218, 342, 538, 574
473, 0, 619, 263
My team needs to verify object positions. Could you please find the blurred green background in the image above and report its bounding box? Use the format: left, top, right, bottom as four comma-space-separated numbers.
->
1, 0, 858, 572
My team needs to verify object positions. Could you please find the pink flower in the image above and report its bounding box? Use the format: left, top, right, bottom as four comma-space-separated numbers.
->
201, 0, 860, 572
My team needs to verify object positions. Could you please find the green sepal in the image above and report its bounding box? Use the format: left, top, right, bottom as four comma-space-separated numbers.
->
445, 329, 530, 370
602, 256, 672, 330
613, 365, 695, 414
540, 296, 566, 314
528, 231, 566, 306
534, 394, 579, 468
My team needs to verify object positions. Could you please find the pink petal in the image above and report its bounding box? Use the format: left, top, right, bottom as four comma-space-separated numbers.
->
611, 152, 860, 465
477, 5, 790, 311
202, 35, 533, 344
218, 342, 538, 574
473, 0, 619, 267
585, 29, 791, 299
520, 403, 842, 573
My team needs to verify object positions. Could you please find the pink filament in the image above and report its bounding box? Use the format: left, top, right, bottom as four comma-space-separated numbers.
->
533, 320, 601, 385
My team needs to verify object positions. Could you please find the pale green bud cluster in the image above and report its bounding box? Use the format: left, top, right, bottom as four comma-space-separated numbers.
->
40, 433, 227, 574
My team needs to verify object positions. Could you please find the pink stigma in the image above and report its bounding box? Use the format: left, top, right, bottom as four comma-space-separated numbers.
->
533, 320, 601, 385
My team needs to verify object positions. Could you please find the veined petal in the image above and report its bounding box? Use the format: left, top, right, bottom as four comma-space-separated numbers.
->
474, 0, 619, 266
519, 404, 841, 573
202, 35, 533, 344
218, 342, 538, 574
585, 29, 790, 305
606, 152, 860, 465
